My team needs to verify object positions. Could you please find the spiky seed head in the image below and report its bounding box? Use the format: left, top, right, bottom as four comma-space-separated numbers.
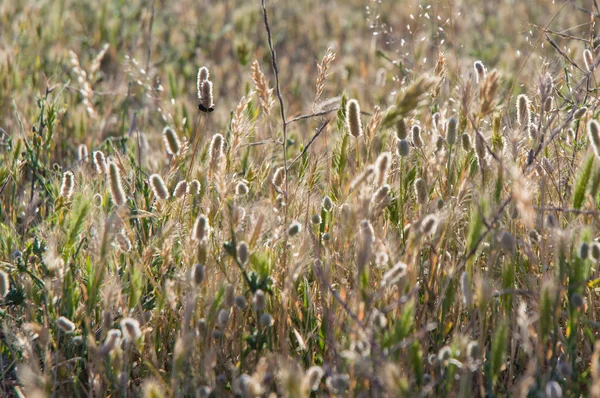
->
197, 67, 210, 92
78, 144, 88, 162
162, 127, 181, 156
516, 94, 530, 127
192, 214, 210, 242
272, 166, 285, 188
149, 174, 169, 200
579, 242, 590, 260
375, 152, 391, 185
397, 139, 410, 157
574, 107, 588, 120
173, 180, 188, 198
93, 151, 107, 174
107, 161, 126, 206
591, 242, 600, 262
200, 80, 214, 110
412, 125, 423, 148
588, 120, 600, 158
372, 184, 390, 204
253, 289, 266, 311
209, 133, 224, 162
420, 214, 438, 235
414, 178, 428, 205
288, 221, 301, 237
0, 270, 9, 298
191, 264, 205, 286
584, 49, 595, 72
446, 117, 458, 146
237, 241, 249, 265
498, 231, 515, 252
116, 231, 132, 252
544, 97, 553, 113
258, 312, 273, 327
217, 309, 230, 328
311, 214, 322, 225
396, 118, 407, 139
234, 295, 247, 309
381, 262, 407, 287
305, 366, 325, 392
60, 171, 75, 200
188, 180, 201, 195
57, 316, 76, 333
346, 99, 362, 138
474, 60, 486, 83
120, 317, 141, 342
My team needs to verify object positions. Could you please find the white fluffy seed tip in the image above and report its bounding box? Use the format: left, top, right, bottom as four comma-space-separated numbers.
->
120, 317, 141, 342
149, 174, 169, 200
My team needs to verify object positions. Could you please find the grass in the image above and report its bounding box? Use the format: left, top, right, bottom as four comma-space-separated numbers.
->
1, 0, 600, 396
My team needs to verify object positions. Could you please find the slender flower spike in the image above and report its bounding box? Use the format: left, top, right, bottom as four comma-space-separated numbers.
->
173, 180, 188, 198
375, 152, 391, 186
149, 174, 169, 200
93, 151, 107, 174
412, 125, 423, 148
78, 144, 88, 162
209, 133, 224, 162
0, 270, 9, 298
397, 139, 410, 157
107, 161, 126, 207
588, 120, 600, 158
516, 94, 530, 127
57, 316, 76, 333
192, 214, 210, 242
346, 99, 362, 138
197, 67, 210, 94
120, 317, 142, 342
474, 61, 486, 83
162, 127, 181, 156
584, 49, 595, 72
60, 171, 75, 200
446, 117, 458, 146
191, 264, 205, 286
199, 80, 214, 112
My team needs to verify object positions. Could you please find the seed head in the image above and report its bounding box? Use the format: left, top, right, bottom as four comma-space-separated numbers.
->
396, 118, 407, 139
218, 309, 230, 328
375, 152, 391, 185
57, 316, 76, 333
516, 94, 530, 127
234, 295, 247, 309
475, 133, 487, 167
438, 346, 452, 362
199, 80, 214, 111
288, 221, 302, 237
397, 139, 410, 157
191, 264, 205, 286
311, 214, 322, 225
571, 293, 585, 309
412, 125, 423, 148
253, 289, 266, 311
579, 242, 590, 260
120, 317, 141, 342
381, 262, 407, 287
574, 107, 588, 120
467, 341, 480, 361
237, 241, 249, 265
460, 271, 472, 307
498, 230, 515, 252
584, 49, 595, 72
544, 97, 553, 113
78, 144, 88, 162
372, 184, 391, 205
101, 329, 121, 355
173, 180, 188, 198
414, 178, 428, 205
346, 99, 362, 138
60, 171, 75, 200
235, 181, 249, 196
304, 366, 324, 392
93, 151, 107, 174
446, 117, 458, 146
162, 127, 181, 156
192, 214, 210, 242
197, 67, 210, 92
0, 270, 9, 298
116, 231, 132, 252
209, 133, 224, 162
432, 112, 441, 131
588, 120, 600, 158
272, 166, 285, 188
420, 214, 438, 235
545, 381, 562, 398
149, 174, 169, 200
474, 60, 486, 83
591, 242, 600, 262
107, 161, 126, 206
188, 180, 201, 195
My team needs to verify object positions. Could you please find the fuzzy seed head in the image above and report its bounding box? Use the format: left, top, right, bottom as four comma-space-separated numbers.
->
414, 178, 428, 205
173, 180, 188, 198
107, 161, 126, 206
191, 264, 205, 286
60, 171, 75, 200
588, 120, 600, 158
420, 214, 438, 235
467, 341, 480, 360
218, 309, 230, 328
460, 271, 472, 307
93, 151, 107, 174
259, 313, 274, 327
397, 139, 410, 157
188, 180, 201, 195
432, 112, 441, 131
591, 242, 600, 262
253, 289, 266, 311
371, 184, 390, 205
475, 133, 487, 167
574, 107, 588, 120
396, 118, 407, 139
234, 295, 247, 309
149, 174, 169, 200
101, 329, 121, 355
200, 80, 214, 110
116, 231, 132, 252
197, 67, 210, 91
209, 133, 224, 162
346, 99, 362, 138
288, 221, 302, 237
461, 133, 471, 151
235, 181, 249, 196
584, 49, 595, 72
360, 219, 375, 246
474, 60, 486, 83
412, 125, 423, 148
192, 214, 210, 242
516, 94, 530, 127
545, 381, 562, 398
237, 241, 249, 265
498, 231, 515, 252
78, 144, 88, 162
546, 213, 558, 229
446, 117, 458, 146
272, 166, 285, 188
571, 293, 585, 309
57, 316, 76, 333
381, 262, 407, 287
579, 242, 590, 260
162, 127, 181, 156
0, 270, 8, 298
544, 97, 553, 113
311, 214, 322, 225
120, 317, 141, 342
375, 152, 391, 185
305, 366, 324, 392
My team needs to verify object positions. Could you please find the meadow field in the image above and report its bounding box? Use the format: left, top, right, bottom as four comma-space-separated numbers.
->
2, 0, 600, 396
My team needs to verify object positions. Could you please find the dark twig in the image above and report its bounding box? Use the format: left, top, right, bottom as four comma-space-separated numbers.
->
286, 119, 330, 170
545, 34, 585, 72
